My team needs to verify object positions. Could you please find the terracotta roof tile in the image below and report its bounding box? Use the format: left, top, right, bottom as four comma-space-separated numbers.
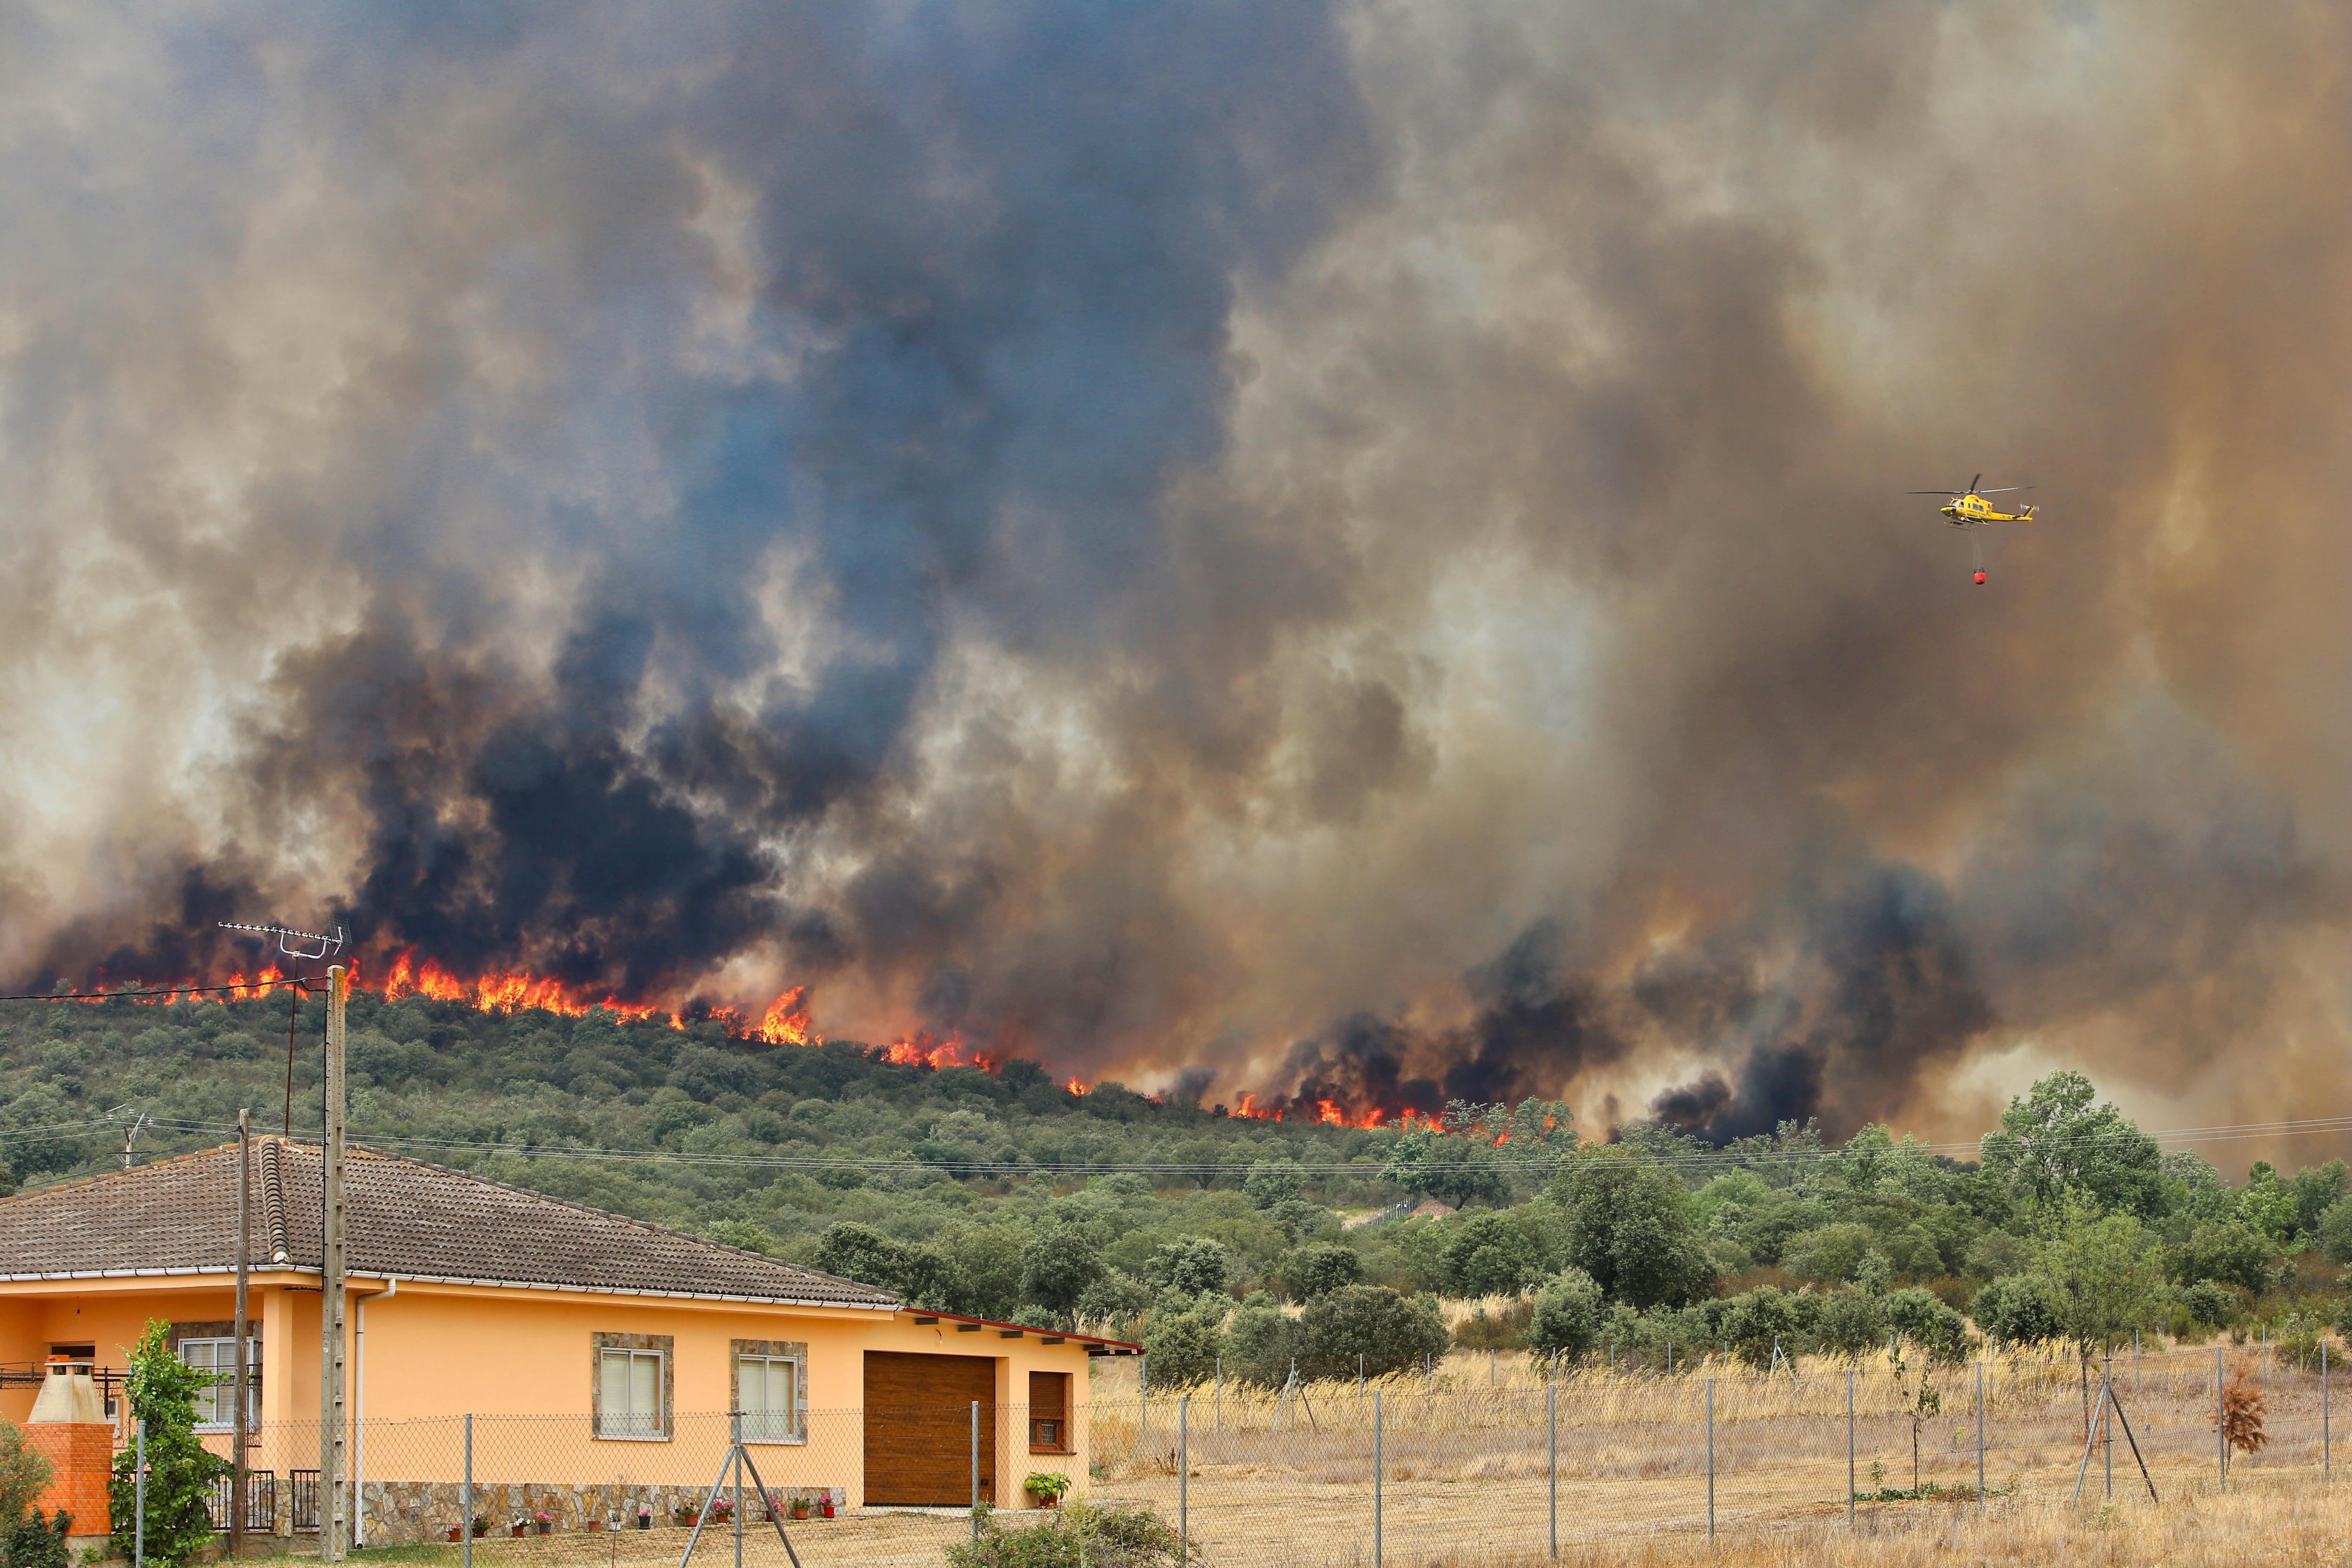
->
0, 1138, 896, 1308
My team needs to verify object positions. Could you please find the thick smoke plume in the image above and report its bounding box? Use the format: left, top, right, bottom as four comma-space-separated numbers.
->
5, 2, 2351, 1147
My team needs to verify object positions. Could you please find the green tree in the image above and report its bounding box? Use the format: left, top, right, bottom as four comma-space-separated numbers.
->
1296, 1286, 1451, 1380
1814, 1289, 1885, 1357
1527, 1268, 1603, 1358
2290, 1160, 2348, 1239
1440, 1210, 1549, 1297
2170, 1220, 2273, 1295
1274, 1243, 1362, 1301
1548, 1154, 1716, 1309
2236, 1162, 2297, 1244
814, 1222, 955, 1305
1719, 1286, 1812, 1368
1377, 1128, 1510, 1209
1143, 1238, 1232, 1298
1022, 1227, 1107, 1317
2316, 1194, 2352, 1264
1977, 1071, 2161, 1218
1879, 1287, 1969, 1362
1243, 1160, 1304, 1209
6, 1508, 71, 1568
1141, 1309, 1224, 1389
2160, 1151, 2235, 1224
111, 1320, 228, 1568
1222, 1299, 1298, 1387
2039, 1201, 2164, 1356
1969, 1274, 2065, 1344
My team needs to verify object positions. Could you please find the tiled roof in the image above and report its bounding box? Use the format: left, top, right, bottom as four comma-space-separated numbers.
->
0, 1138, 896, 1308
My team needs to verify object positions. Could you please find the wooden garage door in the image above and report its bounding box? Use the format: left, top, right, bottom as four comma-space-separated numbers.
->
864, 1352, 996, 1507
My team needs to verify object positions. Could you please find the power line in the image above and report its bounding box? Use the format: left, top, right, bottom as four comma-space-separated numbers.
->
0, 980, 309, 1003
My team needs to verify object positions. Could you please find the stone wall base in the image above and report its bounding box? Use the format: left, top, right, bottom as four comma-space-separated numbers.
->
358, 1482, 847, 1545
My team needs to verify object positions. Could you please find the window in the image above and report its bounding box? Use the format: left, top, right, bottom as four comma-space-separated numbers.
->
178, 1339, 261, 1431
738, 1356, 803, 1442
598, 1349, 667, 1440
732, 1341, 807, 1444
1029, 1371, 1071, 1453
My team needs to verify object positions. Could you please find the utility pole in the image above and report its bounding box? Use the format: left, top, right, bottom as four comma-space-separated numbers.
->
232, 1110, 250, 1558
321, 963, 349, 1562
218, 920, 345, 1557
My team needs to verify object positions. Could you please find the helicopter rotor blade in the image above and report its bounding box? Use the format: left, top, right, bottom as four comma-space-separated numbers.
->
1974, 486, 2031, 494
1904, 489, 1964, 495
1969, 473, 1981, 493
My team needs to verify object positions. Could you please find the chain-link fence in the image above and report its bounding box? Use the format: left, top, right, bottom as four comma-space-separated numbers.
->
140, 1343, 2347, 1567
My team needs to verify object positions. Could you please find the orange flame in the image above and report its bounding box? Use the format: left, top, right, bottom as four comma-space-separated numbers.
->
1064, 1077, 1089, 1096
882, 1030, 994, 1072
375, 950, 673, 1025
757, 986, 813, 1046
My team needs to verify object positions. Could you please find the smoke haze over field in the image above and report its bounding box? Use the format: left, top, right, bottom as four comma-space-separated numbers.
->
5, 1, 2352, 1146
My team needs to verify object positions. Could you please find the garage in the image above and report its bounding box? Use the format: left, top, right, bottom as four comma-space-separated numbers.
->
864, 1351, 996, 1506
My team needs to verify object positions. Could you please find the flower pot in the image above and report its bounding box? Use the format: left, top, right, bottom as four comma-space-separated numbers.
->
789, 1505, 810, 1521
1028, 1495, 1059, 1510
819, 1499, 834, 1520
536, 1521, 552, 1535
447, 1529, 462, 1543
637, 1517, 652, 1531
510, 1526, 527, 1537
588, 1520, 603, 1533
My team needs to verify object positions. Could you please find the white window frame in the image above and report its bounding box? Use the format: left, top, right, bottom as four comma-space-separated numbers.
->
596, 1347, 669, 1441
178, 1338, 261, 1433
735, 1351, 807, 1445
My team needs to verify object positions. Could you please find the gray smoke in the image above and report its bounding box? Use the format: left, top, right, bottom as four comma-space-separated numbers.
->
5, 2, 2351, 1147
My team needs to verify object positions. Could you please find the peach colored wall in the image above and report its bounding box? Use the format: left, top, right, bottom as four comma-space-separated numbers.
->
0, 1279, 1100, 1511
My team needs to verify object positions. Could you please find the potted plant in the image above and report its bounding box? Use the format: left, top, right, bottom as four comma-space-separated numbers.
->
788, 1496, 811, 1521
534, 1512, 554, 1535
446, 1527, 463, 1543
471, 1516, 491, 1539
509, 1517, 529, 1538
672, 1502, 699, 1528
1023, 1473, 1073, 1510
709, 1499, 734, 1527
819, 1494, 835, 1520
637, 1505, 654, 1531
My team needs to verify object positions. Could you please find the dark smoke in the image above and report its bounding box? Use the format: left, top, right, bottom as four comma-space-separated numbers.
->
8, 3, 2352, 1150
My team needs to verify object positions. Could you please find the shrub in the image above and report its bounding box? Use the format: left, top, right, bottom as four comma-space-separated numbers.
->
1548, 1157, 1715, 1309
1221, 1301, 1297, 1387
1244, 1161, 1304, 1210
1969, 1274, 2065, 1345
1140, 1310, 1223, 1390
1814, 1289, 1884, 1357
1451, 1300, 1532, 1352
2218, 1370, 2267, 1473
1881, 1287, 1971, 1363
1274, 1244, 1362, 1302
1719, 1286, 1812, 1368
2171, 1221, 2273, 1295
110, 1320, 229, 1568
1297, 1286, 1450, 1381
2277, 1312, 2329, 1373
1527, 1267, 1603, 1359
946, 1501, 1191, 1568
2176, 1279, 2243, 1331
5, 1510, 71, 1568
0, 1420, 53, 1539
2317, 1196, 2352, 1264
1785, 1224, 1877, 1284
1441, 1211, 1550, 1298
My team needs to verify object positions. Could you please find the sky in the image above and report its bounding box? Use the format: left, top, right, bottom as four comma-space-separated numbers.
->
4, 0, 2350, 1151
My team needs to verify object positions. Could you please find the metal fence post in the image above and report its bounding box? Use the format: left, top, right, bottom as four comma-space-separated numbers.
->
1846, 1369, 1855, 1530
1139, 1357, 1148, 1439
135, 1419, 146, 1568
971, 1401, 981, 1540
1704, 1377, 1715, 1544
1975, 1361, 1985, 1508
462, 1413, 473, 1568
2217, 1345, 2226, 1489
2326, 1338, 2333, 1481
1547, 1381, 1557, 1560
1178, 1395, 1189, 1545
1216, 1358, 1223, 1433
2134, 1330, 2141, 1394
1373, 1390, 1383, 1568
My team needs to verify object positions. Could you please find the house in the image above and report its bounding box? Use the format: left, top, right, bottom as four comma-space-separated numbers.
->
0, 1138, 1130, 1540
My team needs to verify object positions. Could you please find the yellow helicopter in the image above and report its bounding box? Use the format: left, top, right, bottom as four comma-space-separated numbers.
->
1906, 475, 2036, 583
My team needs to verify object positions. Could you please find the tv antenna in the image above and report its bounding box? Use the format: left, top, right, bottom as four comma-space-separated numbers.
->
217, 922, 346, 964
